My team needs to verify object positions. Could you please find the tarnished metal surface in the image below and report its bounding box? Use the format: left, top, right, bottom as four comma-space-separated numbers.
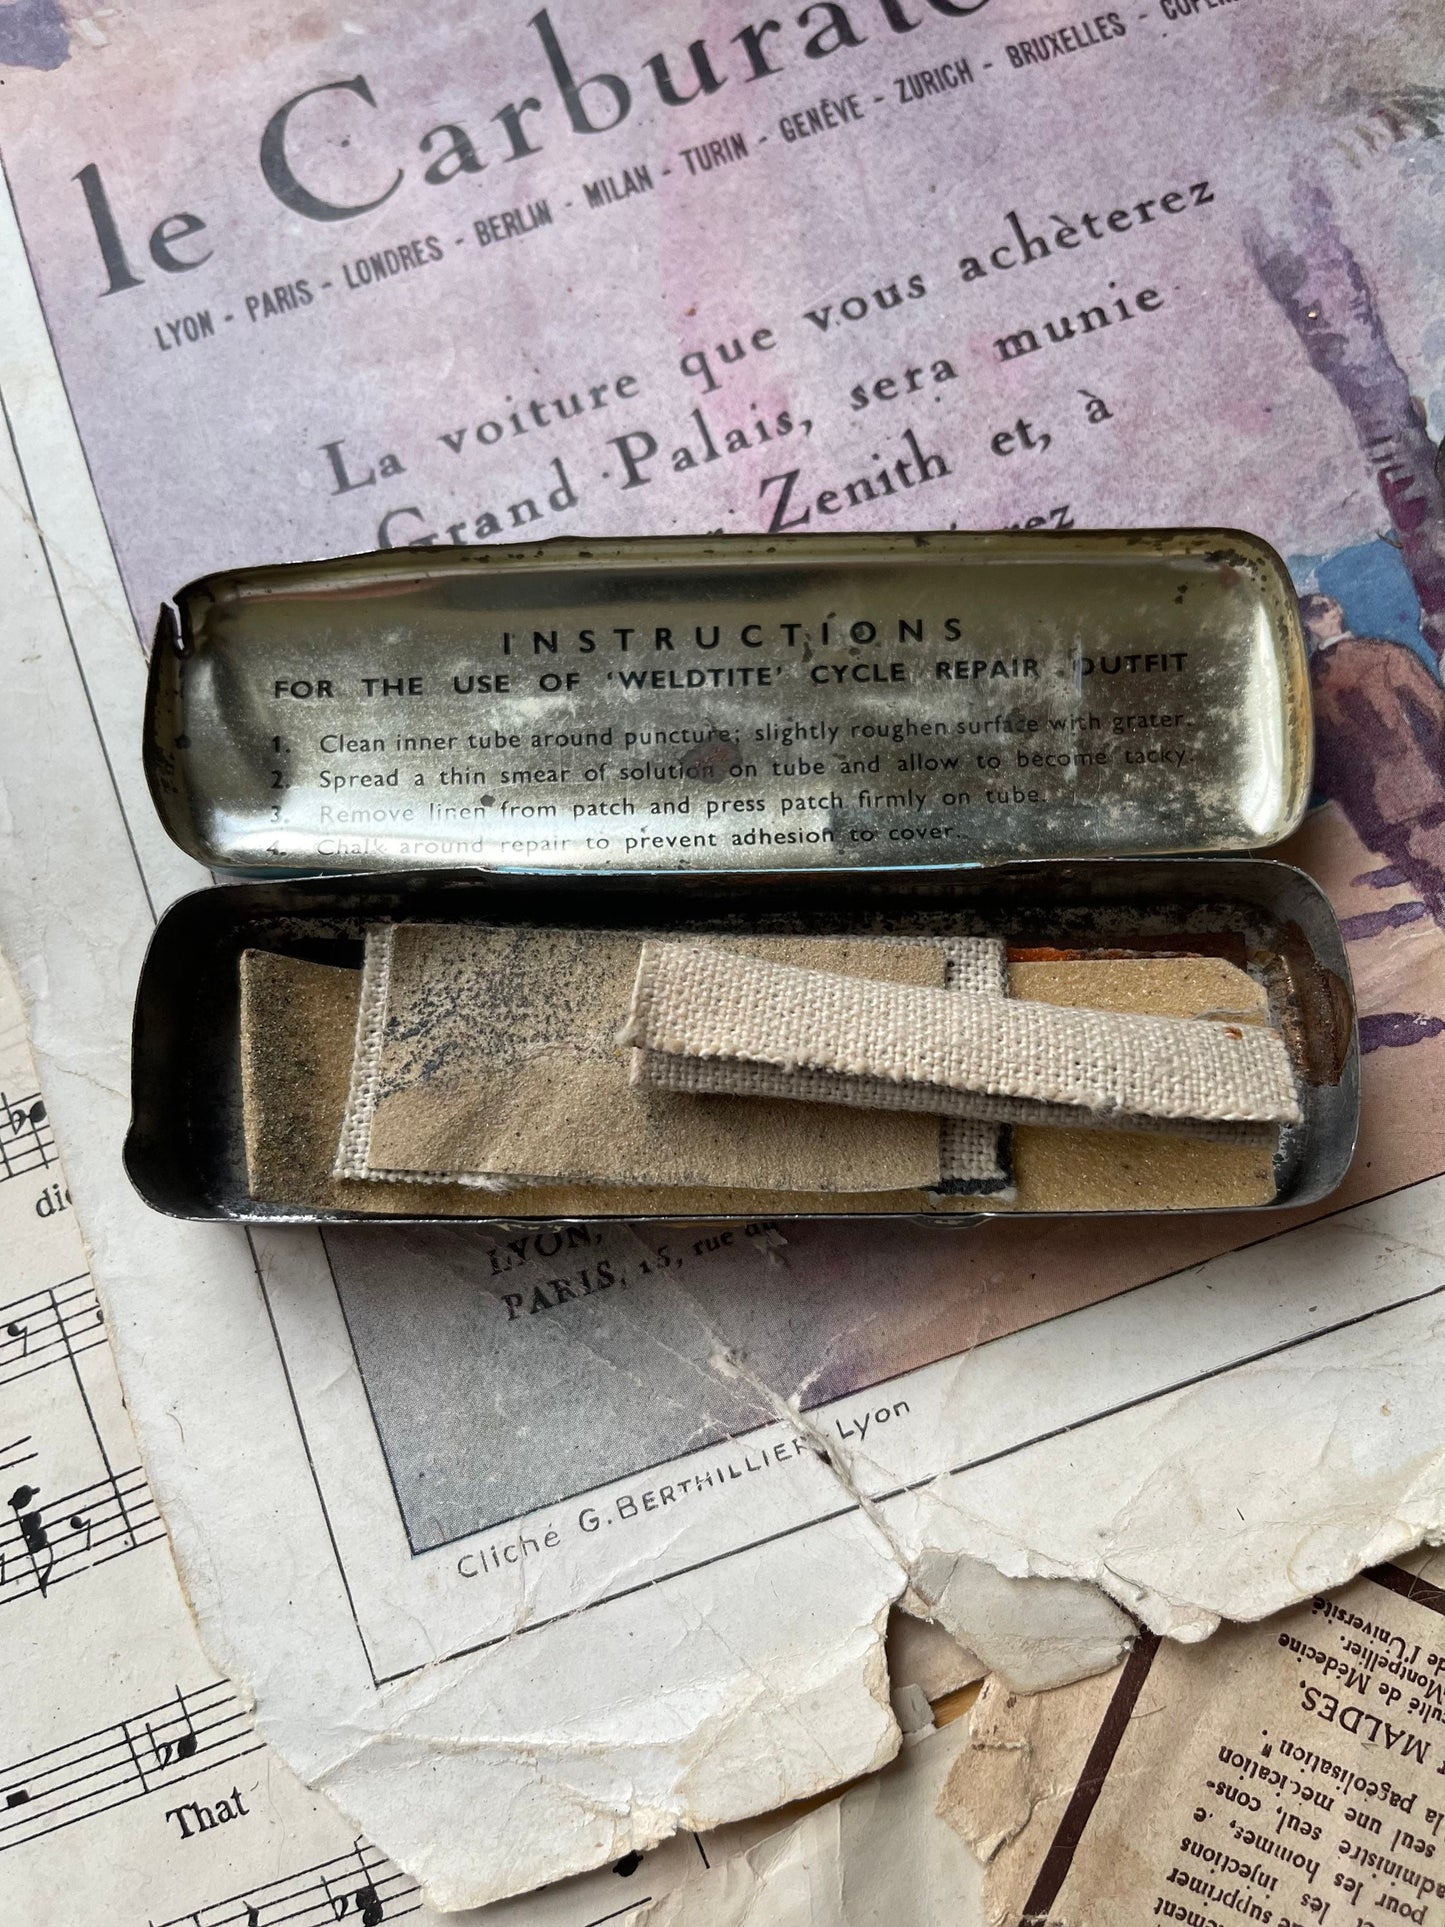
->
148, 530, 1311, 874
124, 860, 1357, 1224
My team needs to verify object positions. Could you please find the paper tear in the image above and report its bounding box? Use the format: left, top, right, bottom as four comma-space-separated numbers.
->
300, 1535, 906, 1911
886, 1605, 986, 1702
687, 1292, 1138, 1704
909, 1550, 1137, 1693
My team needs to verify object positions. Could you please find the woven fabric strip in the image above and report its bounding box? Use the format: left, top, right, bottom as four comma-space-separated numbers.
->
937, 938, 1011, 1188
334, 922, 396, 1182
941, 935, 1009, 998
622, 942, 1301, 1128
611, 936, 1010, 1189
636, 935, 1007, 1109
630, 1048, 1278, 1145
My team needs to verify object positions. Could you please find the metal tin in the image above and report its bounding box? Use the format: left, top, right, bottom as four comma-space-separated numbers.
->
147, 530, 1311, 875
125, 858, 1357, 1224
131, 529, 1354, 1224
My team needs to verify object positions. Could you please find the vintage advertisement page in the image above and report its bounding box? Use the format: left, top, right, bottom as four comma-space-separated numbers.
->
0, 0, 1441, 1225
3, 0, 1445, 1911
947, 1552, 1445, 1927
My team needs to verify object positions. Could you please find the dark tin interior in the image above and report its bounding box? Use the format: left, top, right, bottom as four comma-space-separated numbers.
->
125, 857, 1359, 1225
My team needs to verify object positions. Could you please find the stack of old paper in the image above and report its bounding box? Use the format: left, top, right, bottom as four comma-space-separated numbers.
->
2, 0, 1443, 1913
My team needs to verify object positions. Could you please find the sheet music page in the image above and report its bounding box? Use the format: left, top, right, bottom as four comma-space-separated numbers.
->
0, 951, 727, 1924
1, 0, 1444, 1910
0, 954, 389, 1923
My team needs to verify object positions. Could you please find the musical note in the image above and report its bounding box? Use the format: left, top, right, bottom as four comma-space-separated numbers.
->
0, 1463, 162, 1608
146, 1686, 200, 1770
321, 1870, 348, 1921
0, 1678, 261, 1851
0, 1277, 106, 1390
151, 1836, 421, 1927
327, 1841, 388, 1921
8, 1484, 53, 1597
0, 1089, 54, 1184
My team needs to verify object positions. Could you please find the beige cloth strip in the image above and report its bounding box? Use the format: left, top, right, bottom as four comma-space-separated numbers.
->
635, 1051, 1281, 1146
939, 939, 1010, 1190
622, 943, 1302, 1130
622, 937, 1021, 1167
335, 924, 406, 1182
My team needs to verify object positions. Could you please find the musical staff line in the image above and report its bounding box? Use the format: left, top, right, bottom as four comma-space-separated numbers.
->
2, 1461, 164, 1603
0, 1433, 37, 1477
0, 1087, 54, 1184
150, 1835, 422, 1926
0, 1679, 263, 1851
0, 1275, 104, 1390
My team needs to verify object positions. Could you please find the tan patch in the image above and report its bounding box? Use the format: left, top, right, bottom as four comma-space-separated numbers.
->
240, 949, 483, 1215
359, 927, 947, 1193
1008, 955, 1269, 1022
989, 957, 1277, 1212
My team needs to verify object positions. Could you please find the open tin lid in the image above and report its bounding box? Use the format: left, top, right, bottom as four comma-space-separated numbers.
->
145, 529, 1310, 875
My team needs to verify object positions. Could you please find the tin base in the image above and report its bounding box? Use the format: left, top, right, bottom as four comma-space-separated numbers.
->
125, 858, 1358, 1225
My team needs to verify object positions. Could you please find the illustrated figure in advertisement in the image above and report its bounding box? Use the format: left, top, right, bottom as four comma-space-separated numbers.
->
1301, 590, 1445, 926
1250, 178, 1445, 1051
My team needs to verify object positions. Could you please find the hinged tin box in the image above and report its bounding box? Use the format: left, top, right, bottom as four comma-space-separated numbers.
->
126, 529, 1357, 1223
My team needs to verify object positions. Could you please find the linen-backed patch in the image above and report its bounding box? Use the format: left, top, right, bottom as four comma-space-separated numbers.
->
335, 926, 953, 1194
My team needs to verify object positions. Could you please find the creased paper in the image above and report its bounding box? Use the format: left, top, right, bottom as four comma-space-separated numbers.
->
626, 1711, 986, 1927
